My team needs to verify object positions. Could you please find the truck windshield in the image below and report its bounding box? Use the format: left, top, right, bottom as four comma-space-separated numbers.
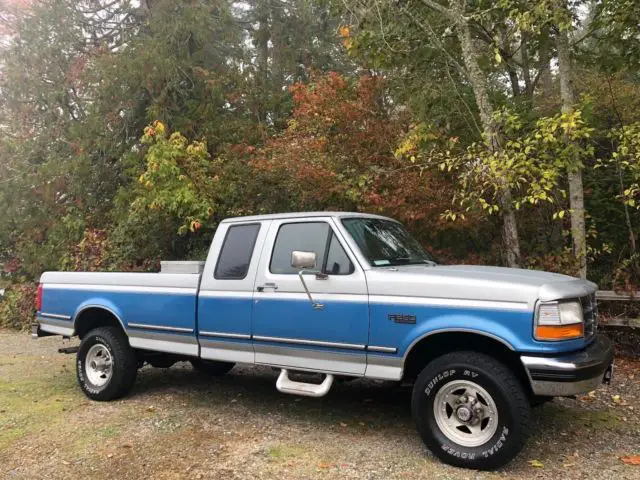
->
341, 218, 437, 267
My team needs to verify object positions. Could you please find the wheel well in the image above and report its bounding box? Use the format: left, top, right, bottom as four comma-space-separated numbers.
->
74, 307, 125, 339
402, 332, 532, 395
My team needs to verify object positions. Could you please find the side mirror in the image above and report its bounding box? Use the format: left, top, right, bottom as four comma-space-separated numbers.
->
291, 251, 317, 269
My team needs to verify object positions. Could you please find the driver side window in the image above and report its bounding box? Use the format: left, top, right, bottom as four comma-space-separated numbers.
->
269, 222, 354, 275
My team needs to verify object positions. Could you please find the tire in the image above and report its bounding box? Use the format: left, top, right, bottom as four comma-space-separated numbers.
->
411, 351, 531, 470
76, 326, 138, 401
190, 359, 235, 376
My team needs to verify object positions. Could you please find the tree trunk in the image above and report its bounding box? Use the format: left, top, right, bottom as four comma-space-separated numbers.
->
538, 28, 553, 99
507, 66, 520, 98
455, 15, 521, 267
557, 27, 587, 278
520, 33, 533, 97
140, 0, 152, 18
255, 0, 271, 124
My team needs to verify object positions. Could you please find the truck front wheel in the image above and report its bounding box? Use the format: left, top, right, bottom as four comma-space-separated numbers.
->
411, 351, 531, 470
76, 326, 138, 401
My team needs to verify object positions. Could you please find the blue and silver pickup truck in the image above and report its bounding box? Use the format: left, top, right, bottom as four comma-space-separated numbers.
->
33, 212, 613, 470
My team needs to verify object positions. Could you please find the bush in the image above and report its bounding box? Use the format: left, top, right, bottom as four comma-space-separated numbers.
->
0, 284, 36, 330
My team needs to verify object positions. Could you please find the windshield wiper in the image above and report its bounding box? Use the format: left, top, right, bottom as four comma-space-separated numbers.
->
389, 256, 412, 264
388, 257, 438, 266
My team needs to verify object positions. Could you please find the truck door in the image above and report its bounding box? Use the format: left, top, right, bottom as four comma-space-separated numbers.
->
197, 220, 270, 363
252, 217, 369, 375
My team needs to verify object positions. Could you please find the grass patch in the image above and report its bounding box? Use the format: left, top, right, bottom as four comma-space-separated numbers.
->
543, 403, 624, 430
0, 346, 80, 453
0, 372, 78, 449
267, 444, 307, 461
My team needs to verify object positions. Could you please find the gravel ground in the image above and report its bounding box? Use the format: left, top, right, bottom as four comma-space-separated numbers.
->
1, 330, 639, 480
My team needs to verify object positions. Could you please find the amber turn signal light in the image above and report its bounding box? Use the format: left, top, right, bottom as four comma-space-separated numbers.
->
535, 323, 584, 341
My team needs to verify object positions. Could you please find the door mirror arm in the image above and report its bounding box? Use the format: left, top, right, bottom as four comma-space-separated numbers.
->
297, 269, 325, 310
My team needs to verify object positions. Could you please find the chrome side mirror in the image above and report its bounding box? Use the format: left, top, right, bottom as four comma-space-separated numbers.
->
291, 250, 325, 310
291, 250, 317, 269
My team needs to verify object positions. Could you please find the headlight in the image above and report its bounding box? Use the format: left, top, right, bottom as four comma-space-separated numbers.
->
535, 300, 584, 341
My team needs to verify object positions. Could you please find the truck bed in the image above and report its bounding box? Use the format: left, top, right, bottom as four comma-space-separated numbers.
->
38, 271, 200, 354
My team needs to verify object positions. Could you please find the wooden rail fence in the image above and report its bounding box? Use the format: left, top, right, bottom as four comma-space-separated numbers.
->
595, 291, 640, 328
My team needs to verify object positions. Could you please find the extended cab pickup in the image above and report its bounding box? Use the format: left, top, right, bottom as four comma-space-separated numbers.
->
34, 212, 613, 470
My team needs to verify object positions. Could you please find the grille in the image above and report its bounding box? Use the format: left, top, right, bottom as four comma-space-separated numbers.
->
579, 293, 598, 338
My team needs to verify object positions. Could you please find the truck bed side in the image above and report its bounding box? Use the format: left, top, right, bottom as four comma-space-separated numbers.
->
38, 271, 200, 355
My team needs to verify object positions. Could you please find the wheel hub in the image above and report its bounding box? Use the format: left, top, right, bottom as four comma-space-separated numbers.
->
85, 343, 113, 387
455, 405, 472, 422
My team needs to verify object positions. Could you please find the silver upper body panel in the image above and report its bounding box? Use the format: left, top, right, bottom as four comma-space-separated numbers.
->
366, 265, 596, 310
40, 271, 199, 289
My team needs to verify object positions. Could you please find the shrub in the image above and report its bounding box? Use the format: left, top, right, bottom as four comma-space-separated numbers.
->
0, 283, 37, 330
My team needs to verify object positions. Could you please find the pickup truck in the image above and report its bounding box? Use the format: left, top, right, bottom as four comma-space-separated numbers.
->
33, 212, 613, 470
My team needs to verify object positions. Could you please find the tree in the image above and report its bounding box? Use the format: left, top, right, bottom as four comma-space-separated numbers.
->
249, 73, 463, 246
343, 0, 526, 265
556, 12, 587, 278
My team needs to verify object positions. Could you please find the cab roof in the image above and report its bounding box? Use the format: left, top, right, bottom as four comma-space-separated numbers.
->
220, 211, 396, 224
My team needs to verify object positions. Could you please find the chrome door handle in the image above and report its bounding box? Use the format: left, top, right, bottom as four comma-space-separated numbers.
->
256, 282, 278, 292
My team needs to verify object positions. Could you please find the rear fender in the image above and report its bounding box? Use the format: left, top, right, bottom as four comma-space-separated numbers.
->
73, 298, 127, 334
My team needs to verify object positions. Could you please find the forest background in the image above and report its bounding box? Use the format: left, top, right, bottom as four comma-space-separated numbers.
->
1, 0, 639, 327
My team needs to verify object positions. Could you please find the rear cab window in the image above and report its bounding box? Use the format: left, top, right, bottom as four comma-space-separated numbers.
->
214, 223, 261, 279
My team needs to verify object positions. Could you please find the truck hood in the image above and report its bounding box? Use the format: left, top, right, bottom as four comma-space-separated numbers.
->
365, 264, 597, 310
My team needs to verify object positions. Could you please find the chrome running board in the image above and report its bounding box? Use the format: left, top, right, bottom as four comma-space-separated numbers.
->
276, 369, 334, 397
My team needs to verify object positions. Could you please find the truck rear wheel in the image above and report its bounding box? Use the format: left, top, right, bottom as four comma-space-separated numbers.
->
411, 351, 531, 470
76, 326, 137, 401
190, 359, 235, 376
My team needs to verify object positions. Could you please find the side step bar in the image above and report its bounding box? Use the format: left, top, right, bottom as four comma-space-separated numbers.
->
276, 369, 334, 397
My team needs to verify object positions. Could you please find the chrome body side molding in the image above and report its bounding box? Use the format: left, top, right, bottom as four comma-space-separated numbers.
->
128, 322, 193, 333
253, 335, 365, 351
198, 331, 251, 340
39, 312, 72, 320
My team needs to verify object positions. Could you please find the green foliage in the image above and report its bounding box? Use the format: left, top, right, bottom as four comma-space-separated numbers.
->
0, 284, 36, 330
396, 109, 594, 221
605, 123, 640, 209
2, 0, 640, 327
133, 122, 215, 235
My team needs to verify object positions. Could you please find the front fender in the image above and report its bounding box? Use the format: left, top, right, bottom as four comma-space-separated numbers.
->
399, 310, 536, 357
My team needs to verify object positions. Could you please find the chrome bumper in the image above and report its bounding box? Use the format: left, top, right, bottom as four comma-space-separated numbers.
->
520, 335, 614, 397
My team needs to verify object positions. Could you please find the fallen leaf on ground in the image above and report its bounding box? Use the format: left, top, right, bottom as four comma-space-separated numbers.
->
340, 422, 347, 427
528, 459, 544, 468
621, 455, 640, 465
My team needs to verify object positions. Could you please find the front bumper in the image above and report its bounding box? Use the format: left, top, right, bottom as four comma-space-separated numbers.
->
520, 334, 614, 397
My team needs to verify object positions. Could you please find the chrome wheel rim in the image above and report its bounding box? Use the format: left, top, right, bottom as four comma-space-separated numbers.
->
433, 379, 499, 447
85, 344, 113, 387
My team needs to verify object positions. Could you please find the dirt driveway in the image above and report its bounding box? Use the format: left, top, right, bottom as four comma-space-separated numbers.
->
1, 330, 639, 479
